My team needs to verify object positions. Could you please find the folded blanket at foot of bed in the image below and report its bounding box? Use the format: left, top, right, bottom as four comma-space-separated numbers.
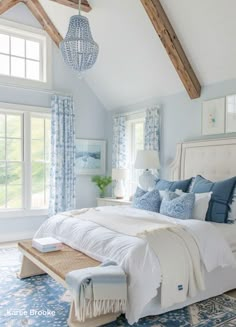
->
66, 261, 127, 322
78, 209, 205, 308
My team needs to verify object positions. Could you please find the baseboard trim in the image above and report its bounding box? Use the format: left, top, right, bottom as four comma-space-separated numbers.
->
0, 231, 35, 243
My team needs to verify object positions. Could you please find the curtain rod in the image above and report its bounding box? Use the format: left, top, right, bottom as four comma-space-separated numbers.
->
0, 82, 73, 97
113, 109, 146, 118
113, 104, 160, 118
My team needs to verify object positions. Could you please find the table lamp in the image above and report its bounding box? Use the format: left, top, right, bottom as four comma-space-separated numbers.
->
112, 168, 128, 199
134, 150, 160, 191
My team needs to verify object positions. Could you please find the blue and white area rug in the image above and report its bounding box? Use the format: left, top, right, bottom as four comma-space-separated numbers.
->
1, 248, 236, 327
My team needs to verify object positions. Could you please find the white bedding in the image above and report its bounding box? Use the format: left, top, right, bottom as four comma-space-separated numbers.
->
77, 207, 205, 308
212, 222, 236, 252
141, 262, 236, 318
34, 206, 236, 324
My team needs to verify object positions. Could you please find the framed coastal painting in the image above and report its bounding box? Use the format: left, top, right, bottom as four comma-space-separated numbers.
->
202, 97, 225, 135
75, 139, 106, 175
226, 95, 236, 133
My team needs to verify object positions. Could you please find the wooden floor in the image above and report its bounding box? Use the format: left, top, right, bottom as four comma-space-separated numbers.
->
0, 241, 18, 248
1, 241, 236, 300
227, 289, 236, 298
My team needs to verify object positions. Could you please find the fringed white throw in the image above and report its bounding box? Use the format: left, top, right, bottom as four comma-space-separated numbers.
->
66, 261, 127, 322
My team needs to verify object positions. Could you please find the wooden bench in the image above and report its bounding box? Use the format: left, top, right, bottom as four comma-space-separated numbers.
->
18, 240, 120, 327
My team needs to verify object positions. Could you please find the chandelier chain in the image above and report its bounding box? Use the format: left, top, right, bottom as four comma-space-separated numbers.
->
78, 0, 81, 15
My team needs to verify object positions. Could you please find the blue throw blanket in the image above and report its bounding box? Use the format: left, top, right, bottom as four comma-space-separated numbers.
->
66, 261, 127, 322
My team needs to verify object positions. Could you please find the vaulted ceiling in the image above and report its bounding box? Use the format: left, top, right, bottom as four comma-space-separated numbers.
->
2, 0, 236, 110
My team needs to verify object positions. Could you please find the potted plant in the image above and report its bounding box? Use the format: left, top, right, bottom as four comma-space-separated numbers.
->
91, 175, 112, 198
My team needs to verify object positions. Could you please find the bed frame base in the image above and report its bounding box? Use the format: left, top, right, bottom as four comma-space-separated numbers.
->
18, 241, 120, 327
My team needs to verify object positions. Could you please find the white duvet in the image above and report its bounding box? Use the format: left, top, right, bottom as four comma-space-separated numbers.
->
34, 206, 236, 324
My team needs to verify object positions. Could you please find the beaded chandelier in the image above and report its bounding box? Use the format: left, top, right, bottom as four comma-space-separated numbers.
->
60, 0, 99, 73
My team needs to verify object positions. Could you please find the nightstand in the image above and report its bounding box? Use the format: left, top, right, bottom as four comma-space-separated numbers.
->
97, 197, 131, 207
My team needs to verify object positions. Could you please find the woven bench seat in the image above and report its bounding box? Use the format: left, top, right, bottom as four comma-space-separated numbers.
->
18, 240, 100, 280
18, 240, 119, 327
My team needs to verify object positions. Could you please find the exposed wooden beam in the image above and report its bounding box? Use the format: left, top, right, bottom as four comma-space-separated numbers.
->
23, 0, 63, 47
141, 0, 201, 99
0, 0, 22, 15
50, 0, 91, 13
0, 0, 63, 47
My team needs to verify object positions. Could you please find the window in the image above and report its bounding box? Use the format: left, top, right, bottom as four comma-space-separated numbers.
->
0, 19, 51, 88
0, 105, 50, 215
127, 113, 145, 195
0, 113, 23, 209
31, 116, 51, 209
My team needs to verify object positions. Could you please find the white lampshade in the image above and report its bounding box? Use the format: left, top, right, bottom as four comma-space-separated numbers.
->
134, 150, 160, 170
112, 168, 128, 181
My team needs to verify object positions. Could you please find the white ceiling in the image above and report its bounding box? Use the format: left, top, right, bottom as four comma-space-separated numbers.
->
33, 1, 236, 109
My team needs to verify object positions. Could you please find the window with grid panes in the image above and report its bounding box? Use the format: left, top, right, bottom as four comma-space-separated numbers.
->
0, 109, 50, 213
0, 19, 51, 86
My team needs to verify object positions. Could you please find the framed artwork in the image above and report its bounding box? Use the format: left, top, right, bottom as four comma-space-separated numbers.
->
226, 95, 236, 133
202, 97, 225, 135
75, 139, 106, 175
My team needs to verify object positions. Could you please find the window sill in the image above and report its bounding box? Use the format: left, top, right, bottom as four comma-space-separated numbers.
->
0, 75, 52, 91
0, 209, 48, 219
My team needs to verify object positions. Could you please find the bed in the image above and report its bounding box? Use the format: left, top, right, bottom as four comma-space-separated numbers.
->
20, 137, 236, 326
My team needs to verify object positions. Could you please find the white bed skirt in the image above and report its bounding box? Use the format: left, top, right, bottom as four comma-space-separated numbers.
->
142, 262, 236, 317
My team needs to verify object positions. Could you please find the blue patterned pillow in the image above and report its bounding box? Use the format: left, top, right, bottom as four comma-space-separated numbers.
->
160, 191, 195, 219
132, 187, 161, 212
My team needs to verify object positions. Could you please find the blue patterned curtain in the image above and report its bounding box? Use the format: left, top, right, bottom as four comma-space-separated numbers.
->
112, 114, 127, 168
144, 107, 160, 152
49, 95, 76, 216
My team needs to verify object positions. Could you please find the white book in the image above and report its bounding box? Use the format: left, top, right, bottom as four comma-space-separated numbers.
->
32, 237, 63, 252
33, 245, 62, 253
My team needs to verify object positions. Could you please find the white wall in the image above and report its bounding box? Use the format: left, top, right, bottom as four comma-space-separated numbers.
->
106, 78, 236, 180
0, 4, 107, 242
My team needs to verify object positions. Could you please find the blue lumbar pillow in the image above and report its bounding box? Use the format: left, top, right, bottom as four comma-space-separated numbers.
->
191, 175, 236, 223
155, 178, 193, 192
132, 187, 161, 212
160, 191, 195, 220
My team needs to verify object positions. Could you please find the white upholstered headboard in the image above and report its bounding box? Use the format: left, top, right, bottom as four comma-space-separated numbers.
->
170, 137, 236, 182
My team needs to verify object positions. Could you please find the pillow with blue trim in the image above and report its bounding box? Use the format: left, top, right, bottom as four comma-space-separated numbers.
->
132, 187, 161, 212
191, 175, 236, 223
160, 191, 195, 220
155, 178, 193, 192
228, 186, 236, 224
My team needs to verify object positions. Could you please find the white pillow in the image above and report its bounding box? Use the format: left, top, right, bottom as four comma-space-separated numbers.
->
159, 190, 166, 200
228, 188, 236, 223
192, 192, 212, 220
176, 189, 212, 220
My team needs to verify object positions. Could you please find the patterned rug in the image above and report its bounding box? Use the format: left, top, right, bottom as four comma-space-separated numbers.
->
1, 248, 236, 327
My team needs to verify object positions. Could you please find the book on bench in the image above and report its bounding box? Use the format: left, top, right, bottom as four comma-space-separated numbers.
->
32, 237, 63, 253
